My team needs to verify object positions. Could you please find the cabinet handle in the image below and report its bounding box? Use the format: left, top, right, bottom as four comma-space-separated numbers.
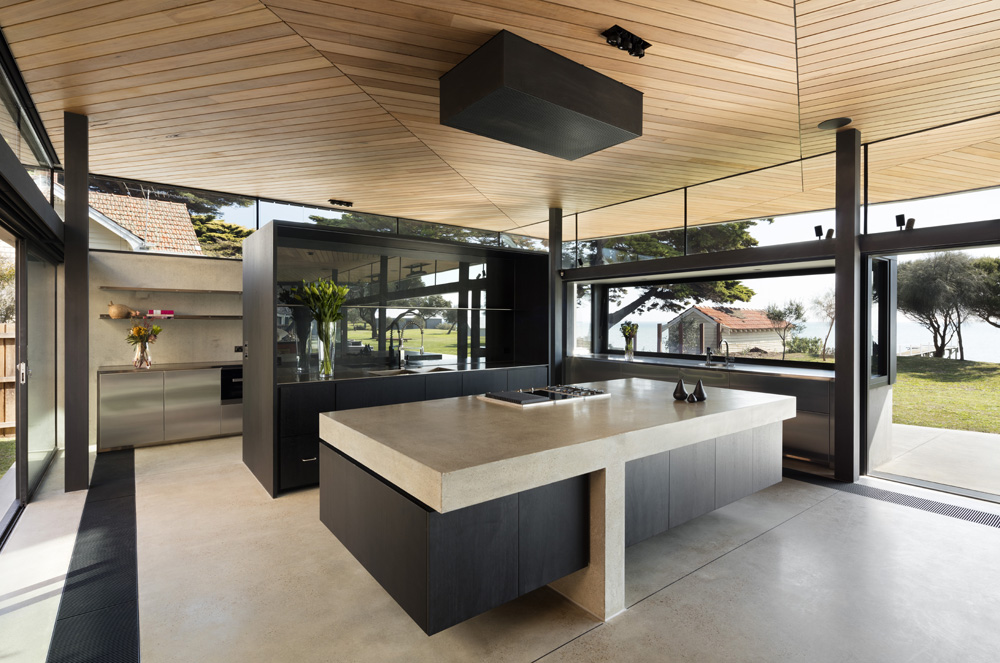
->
302, 457, 317, 462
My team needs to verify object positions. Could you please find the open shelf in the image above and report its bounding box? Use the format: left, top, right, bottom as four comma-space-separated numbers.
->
100, 314, 242, 320
100, 286, 242, 295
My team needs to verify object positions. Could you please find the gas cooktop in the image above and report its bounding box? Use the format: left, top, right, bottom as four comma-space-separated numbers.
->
480, 385, 610, 408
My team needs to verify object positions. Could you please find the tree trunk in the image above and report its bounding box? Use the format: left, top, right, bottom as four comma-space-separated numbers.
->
954, 307, 965, 360
607, 289, 658, 328
822, 317, 835, 361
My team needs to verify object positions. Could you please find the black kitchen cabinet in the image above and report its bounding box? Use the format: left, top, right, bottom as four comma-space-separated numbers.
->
462, 369, 508, 396
506, 365, 548, 391
425, 372, 463, 400
336, 375, 426, 411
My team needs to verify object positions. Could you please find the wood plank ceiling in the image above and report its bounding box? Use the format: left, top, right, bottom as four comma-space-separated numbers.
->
1, 0, 999, 239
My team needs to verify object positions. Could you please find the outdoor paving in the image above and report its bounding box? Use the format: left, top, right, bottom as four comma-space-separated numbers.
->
875, 423, 1000, 497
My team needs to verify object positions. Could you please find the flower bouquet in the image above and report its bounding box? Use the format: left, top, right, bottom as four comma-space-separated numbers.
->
127, 321, 162, 369
620, 321, 638, 361
291, 277, 350, 378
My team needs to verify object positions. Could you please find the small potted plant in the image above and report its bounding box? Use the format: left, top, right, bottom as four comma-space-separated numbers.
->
291, 277, 350, 378
127, 321, 162, 369
620, 321, 638, 361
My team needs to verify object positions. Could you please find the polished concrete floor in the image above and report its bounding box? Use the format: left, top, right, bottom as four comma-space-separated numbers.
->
4, 437, 1000, 662
876, 423, 1000, 497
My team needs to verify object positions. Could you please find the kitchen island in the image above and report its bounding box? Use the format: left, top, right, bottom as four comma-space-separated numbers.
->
318, 377, 796, 634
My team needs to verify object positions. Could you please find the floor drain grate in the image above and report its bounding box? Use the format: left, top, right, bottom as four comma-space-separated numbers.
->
783, 469, 1000, 529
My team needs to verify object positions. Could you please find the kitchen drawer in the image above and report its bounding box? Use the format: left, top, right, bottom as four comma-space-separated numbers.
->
279, 381, 337, 436
336, 375, 425, 410
221, 402, 243, 435
679, 367, 729, 389
280, 434, 320, 490
507, 366, 547, 391
783, 411, 831, 463
729, 373, 830, 414
164, 369, 221, 441
565, 358, 621, 384
622, 362, 680, 383
425, 372, 463, 400
98, 371, 164, 449
462, 370, 507, 396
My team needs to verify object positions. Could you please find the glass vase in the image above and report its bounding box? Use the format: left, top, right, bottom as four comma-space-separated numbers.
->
624, 337, 635, 362
317, 320, 337, 378
133, 342, 151, 369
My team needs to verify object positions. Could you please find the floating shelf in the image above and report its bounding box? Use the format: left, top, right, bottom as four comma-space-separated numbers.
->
100, 286, 242, 295
100, 314, 242, 320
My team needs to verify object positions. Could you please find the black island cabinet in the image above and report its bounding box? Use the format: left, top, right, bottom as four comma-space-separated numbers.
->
243, 221, 549, 496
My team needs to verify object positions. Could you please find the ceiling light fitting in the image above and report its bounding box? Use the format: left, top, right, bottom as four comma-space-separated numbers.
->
602, 25, 650, 58
328, 199, 353, 207
817, 117, 852, 131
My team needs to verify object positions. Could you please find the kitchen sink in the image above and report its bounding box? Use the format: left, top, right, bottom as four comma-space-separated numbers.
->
423, 367, 453, 372
368, 369, 420, 376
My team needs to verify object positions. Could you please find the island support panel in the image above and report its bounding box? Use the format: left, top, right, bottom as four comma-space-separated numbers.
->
624, 423, 783, 548
319, 445, 589, 635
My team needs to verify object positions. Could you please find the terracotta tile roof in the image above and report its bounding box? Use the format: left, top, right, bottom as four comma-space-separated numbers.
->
692, 306, 791, 331
89, 191, 202, 254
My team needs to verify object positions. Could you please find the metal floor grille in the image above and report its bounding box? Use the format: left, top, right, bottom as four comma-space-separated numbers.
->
47, 449, 140, 663
784, 469, 1000, 529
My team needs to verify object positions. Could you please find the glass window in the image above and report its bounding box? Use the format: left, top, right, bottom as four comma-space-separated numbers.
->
602, 272, 836, 364
85, 175, 255, 258
398, 218, 498, 245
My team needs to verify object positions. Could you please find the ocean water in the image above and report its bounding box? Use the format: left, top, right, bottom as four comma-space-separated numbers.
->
595, 317, 1000, 364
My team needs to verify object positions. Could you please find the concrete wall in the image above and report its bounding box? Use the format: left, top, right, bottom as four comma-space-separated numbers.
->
88, 251, 243, 446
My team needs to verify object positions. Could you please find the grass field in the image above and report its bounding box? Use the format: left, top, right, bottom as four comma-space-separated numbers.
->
892, 356, 1000, 433
347, 325, 477, 356
0, 437, 14, 480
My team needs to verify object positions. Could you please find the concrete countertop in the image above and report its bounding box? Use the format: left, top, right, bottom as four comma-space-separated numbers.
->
575, 353, 835, 381
319, 377, 796, 514
98, 360, 242, 374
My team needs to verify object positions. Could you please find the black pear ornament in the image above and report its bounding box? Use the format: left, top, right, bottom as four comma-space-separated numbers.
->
686, 393, 698, 403
692, 379, 708, 402
673, 378, 688, 401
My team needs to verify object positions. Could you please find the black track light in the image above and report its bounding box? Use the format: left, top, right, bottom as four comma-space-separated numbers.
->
601, 25, 650, 59
895, 213, 905, 230
814, 225, 823, 240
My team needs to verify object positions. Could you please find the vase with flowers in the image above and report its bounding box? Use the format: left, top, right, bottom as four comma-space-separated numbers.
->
127, 321, 162, 369
291, 277, 350, 379
620, 321, 638, 361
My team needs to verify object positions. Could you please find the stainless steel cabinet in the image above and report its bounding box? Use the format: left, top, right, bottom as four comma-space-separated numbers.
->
164, 369, 221, 441
221, 403, 243, 435
98, 371, 165, 449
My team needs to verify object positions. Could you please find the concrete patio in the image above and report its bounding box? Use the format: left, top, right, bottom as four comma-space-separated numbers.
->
874, 424, 1000, 498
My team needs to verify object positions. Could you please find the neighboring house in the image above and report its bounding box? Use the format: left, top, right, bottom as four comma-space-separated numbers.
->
50, 183, 201, 254
661, 306, 791, 354
88, 190, 202, 254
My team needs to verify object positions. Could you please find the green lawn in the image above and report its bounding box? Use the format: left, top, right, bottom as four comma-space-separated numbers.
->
347, 325, 479, 356
0, 437, 14, 480
893, 356, 1000, 433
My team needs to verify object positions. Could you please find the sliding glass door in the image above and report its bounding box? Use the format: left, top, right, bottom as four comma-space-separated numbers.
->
15, 239, 57, 503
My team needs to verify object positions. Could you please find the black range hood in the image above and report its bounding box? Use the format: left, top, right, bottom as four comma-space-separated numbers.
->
439, 30, 643, 161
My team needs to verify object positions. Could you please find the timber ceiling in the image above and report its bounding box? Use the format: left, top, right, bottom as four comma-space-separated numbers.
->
2, 0, 1000, 239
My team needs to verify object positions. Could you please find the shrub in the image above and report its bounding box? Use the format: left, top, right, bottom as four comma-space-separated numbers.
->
787, 336, 822, 354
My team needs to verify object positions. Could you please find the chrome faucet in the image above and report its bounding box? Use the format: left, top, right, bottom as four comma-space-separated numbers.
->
720, 339, 732, 367
398, 314, 426, 367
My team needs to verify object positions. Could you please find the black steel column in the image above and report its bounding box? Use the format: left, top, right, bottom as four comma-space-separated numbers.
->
377, 256, 388, 353
64, 112, 89, 492
549, 208, 564, 383
457, 263, 469, 362
834, 128, 861, 482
